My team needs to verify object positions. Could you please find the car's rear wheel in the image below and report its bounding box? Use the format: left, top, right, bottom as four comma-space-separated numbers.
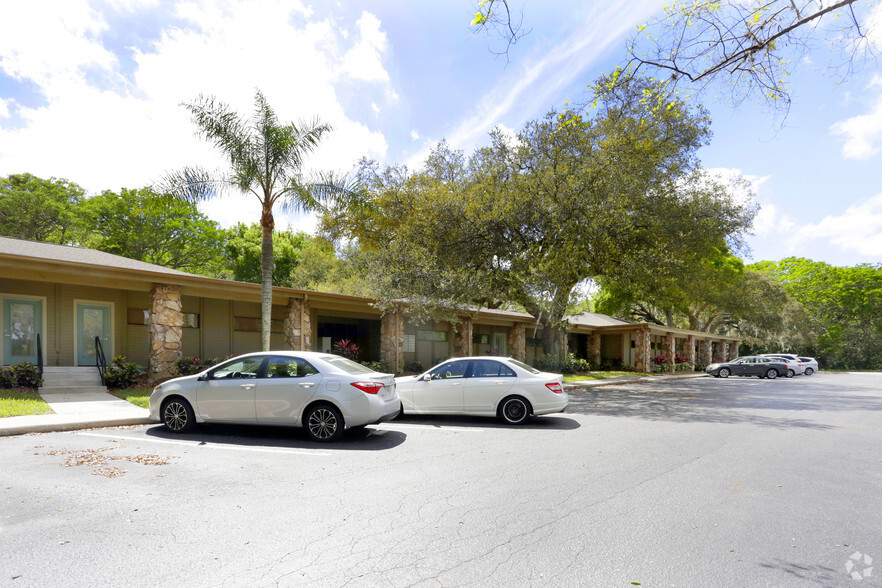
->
718, 368, 730, 378
498, 396, 531, 425
766, 369, 779, 379
161, 397, 195, 433
787, 369, 795, 378
305, 404, 344, 442
805, 367, 814, 376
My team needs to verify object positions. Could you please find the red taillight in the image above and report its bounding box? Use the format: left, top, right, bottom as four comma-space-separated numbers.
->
546, 382, 563, 394
351, 381, 384, 395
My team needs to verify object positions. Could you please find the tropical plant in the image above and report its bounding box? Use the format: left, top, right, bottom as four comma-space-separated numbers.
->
333, 339, 360, 361
10, 362, 42, 388
164, 90, 337, 350
104, 355, 141, 389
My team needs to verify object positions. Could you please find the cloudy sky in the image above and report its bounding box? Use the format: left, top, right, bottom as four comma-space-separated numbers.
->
1, 0, 880, 266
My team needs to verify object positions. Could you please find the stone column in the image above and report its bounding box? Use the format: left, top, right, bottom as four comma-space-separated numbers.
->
698, 339, 712, 366
686, 335, 696, 371
381, 311, 404, 374
507, 322, 527, 362
634, 326, 651, 373
283, 297, 311, 351
453, 317, 473, 357
728, 342, 739, 360
588, 332, 602, 368
665, 332, 676, 374
721, 342, 730, 363
148, 284, 183, 382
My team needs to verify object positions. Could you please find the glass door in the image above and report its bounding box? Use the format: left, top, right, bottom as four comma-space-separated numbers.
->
77, 303, 112, 366
3, 298, 43, 365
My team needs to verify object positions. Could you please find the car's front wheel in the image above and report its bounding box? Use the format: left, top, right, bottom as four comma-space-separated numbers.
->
766, 369, 779, 379
718, 368, 730, 378
161, 397, 195, 433
498, 396, 531, 425
805, 367, 814, 376
304, 404, 344, 442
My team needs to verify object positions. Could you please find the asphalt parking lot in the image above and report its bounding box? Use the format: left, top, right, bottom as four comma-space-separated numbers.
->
2, 373, 880, 587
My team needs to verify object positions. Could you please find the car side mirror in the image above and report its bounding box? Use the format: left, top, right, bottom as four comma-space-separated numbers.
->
420, 373, 432, 382
197, 374, 208, 382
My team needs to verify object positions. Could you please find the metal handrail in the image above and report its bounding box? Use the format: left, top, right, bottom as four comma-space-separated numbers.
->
95, 335, 107, 386
36, 333, 43, 386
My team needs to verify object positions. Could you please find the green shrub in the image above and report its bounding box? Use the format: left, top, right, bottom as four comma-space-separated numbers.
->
0, 367, 15, 389
533, 353, 591, 374
174, 356, 220, 376
403, 361, 424, 374
11, 362, 42, 388
104, 355, 141, 389
361, 360, 389, 373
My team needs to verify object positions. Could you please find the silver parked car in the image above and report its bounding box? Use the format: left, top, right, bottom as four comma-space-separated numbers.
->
149, 351, 399, 442
761, 353, 819, 376
395, 356, 567, 424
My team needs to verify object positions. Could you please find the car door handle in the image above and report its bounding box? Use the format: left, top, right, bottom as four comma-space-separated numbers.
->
299, 382, 315, 388
451, 382, 462, 386
494, 380, 506, 384
240, 384, 255, 390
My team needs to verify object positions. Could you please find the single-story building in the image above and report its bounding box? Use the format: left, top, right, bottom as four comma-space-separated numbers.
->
0, 236, 740, 380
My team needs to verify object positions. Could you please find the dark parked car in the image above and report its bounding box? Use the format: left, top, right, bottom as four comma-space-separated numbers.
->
706, 356, 789, 379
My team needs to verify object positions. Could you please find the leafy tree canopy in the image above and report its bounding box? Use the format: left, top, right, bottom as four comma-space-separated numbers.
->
0, 173, 85, 243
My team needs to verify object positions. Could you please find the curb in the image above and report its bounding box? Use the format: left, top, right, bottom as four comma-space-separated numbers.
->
0, 416, 154, 437
564, 373, 709, 389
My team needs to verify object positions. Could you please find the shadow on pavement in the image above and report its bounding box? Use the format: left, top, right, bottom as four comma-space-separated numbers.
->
564, 377, 882, 429
393, 413, 581, 431
144, 422, 406, 450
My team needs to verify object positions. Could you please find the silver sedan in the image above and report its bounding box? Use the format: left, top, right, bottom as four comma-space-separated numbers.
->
149, 351, 399, 442
395, 356, 567, 424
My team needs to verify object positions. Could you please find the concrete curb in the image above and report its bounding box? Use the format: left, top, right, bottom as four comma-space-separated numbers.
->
0, 415, 155, 436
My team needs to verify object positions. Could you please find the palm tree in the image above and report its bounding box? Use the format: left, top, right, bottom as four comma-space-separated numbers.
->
166, 90, 332, 350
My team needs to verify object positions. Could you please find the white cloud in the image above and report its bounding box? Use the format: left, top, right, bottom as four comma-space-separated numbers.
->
410, 129, 419, 141
830, 75, 882, 160
787, 193, 882, 257
371, 102, 380, 117
0, 98, 9, 118
0, 0, 391, 231
338, 12, 390, 83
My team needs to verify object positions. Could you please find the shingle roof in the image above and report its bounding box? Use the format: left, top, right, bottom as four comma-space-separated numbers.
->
0, 236, 199, 277
567, 312, 635, 328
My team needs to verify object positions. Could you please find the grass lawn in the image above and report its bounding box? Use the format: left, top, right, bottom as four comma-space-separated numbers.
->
0, 389, 53, 418
109, 387, 152, 409
563, 371, 652, 382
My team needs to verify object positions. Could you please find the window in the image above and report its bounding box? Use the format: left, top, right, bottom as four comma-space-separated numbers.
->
182, 313, 200, 328
470, 360, 516, 378
210, 356, 264, 379
508, 358, 540, 374
265, 356, 318, 378
323, 356, 374, 375
472, 333, 490, 345
127, 309, 149, 325
234, 317, 283, 333
418, 329, 448, 342
429, 360, 468, 380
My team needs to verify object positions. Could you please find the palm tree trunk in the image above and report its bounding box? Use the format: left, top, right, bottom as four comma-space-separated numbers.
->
260, 212, 274, 351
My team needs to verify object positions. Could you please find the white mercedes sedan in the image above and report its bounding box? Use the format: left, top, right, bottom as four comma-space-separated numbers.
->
394, 356, 567, 424
149, 351, 399, 442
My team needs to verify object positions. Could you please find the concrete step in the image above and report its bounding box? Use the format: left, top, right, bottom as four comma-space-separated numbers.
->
40, 386, 110, 395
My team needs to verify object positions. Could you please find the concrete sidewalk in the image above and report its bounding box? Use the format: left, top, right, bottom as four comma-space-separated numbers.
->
0, 390, 153, 436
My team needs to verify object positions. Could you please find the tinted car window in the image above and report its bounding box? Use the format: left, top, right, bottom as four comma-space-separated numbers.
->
211, 356, 264, 379
323, 356, 373, 375
265, 356, 318, 378
508, 358, 540, 374
471, 360, 516, 378
429, 361, 469, 380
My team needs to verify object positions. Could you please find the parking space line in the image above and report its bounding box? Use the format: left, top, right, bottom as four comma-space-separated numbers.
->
76, 432, 330, 456
370, 423, 484, 432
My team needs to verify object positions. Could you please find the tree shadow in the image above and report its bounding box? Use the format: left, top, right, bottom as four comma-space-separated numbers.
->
564, 378, 882, 429
393, 413, 581, 431
144, 422, 406, 451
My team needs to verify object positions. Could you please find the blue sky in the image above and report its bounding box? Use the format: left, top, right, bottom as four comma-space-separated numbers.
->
1, 0, 880, 267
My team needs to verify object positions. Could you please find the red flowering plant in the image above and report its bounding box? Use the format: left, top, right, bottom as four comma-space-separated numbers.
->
333, 339, 360, 361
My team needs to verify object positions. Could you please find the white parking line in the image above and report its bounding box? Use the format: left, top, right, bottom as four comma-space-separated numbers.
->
370, 423, 484, 433
76, 432, 330, 456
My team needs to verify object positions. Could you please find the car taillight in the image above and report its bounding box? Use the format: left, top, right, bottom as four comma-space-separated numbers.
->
351, 382, 384, 394
546, 382, 563, 394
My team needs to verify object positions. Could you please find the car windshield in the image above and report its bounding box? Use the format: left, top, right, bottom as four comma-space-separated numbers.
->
322, 356, 374, 375
507, 358, 540, 374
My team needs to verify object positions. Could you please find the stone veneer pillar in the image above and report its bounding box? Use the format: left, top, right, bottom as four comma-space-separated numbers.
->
686, 335, 696, 371
588, 332, 602, 368
634, 326, 651, 373
698, 339, 712, 366
148, 284, 183, 382
665, 333, 676, 374
728, 342, 739, 360
453, 317, 473, 357
381, 312, 404, 374
284, 297, 311, 351
507, 322, 527, 362
721, 342, 730, 363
